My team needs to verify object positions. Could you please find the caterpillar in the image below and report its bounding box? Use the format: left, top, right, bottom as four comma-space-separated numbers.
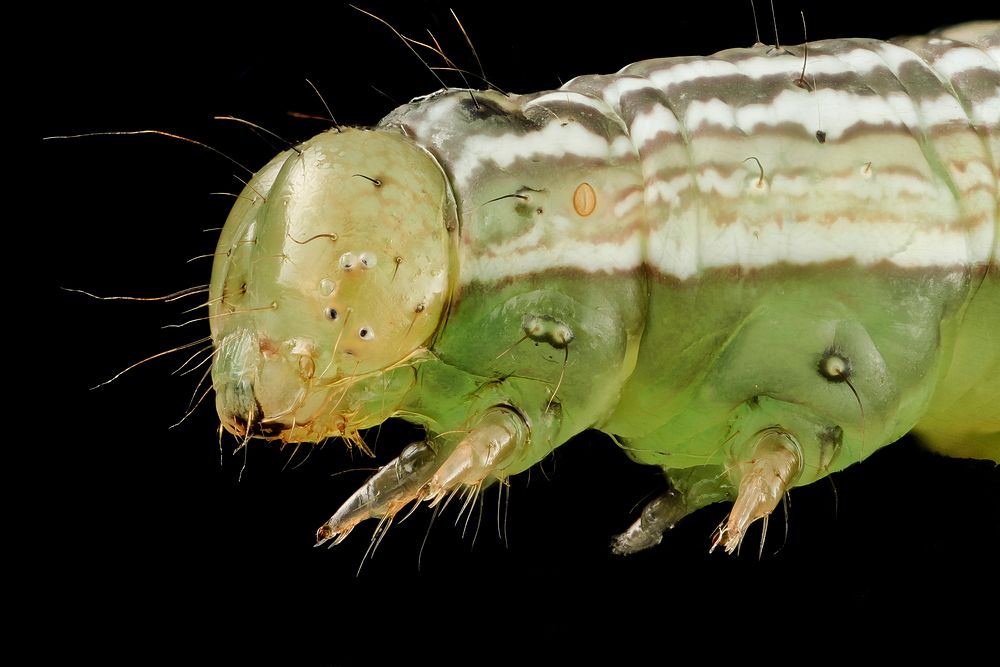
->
45, 5, 999, 637
211, 13, 1000, 552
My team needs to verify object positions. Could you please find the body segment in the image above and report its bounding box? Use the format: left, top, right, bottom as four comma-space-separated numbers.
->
209, 23, 1000, 551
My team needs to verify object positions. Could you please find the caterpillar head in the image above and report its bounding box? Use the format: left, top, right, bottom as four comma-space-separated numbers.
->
208, 128, 454, 445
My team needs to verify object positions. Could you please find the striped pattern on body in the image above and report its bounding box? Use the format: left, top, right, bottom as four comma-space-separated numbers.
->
375, 22, 999, 469
207, 22, 999, 554
381, 22, 999, 283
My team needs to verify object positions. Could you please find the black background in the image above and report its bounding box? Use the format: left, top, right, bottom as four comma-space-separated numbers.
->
34, 1, 998, 662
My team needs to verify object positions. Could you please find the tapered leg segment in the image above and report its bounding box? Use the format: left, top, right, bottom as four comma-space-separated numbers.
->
316, 441, 439, 546
423, 407, 527, 506
317, 407, 529, 545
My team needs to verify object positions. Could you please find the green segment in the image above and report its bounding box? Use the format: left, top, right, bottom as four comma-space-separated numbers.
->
402, 272, 647, 475
610, 263, 990, 481
400, 261, 995, 486
915, 269, 1000, 461
389, 260, 997, 484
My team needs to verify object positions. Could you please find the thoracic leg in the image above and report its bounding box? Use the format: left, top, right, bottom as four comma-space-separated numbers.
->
422, 408, 527, 506
316, 407, 528, 546
315, 440, 440, 546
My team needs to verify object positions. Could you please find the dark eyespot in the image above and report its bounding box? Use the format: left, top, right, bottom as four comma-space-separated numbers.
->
325, 308, 338, 321
359, 327, 375, 341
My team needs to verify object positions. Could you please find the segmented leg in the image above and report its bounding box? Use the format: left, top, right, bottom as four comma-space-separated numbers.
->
316, 407, 528, 545
422, 407, 526, 506
315, 441, 439, 546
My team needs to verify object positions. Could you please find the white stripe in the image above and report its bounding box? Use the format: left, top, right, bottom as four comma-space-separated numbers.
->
631, 90, 973, 149
613, 190, 643, 218
646, 210, 699, 278
932, 46, 998, 79
616, 43, 983, 98
876, 43, 932, 76
462, 217, 995, 283
647, 49, 897, 88
645, 173, 693, 207
971, 90, 1000, 125
775, 170, 941, 200
610, 135, 637, 158
630, 104, 680, 147
950, 160, 997, 192
462, 232, 644, 283
914, 93, 970, 127
675, 90, 971, 141
452, 122, 611, 189
695, 167, 745, 198
643, 168, 946, 207
646, 57, 742, 87
686, 98, 739, 132
525, 91, 616, 119
599, 76, 658, 110
987, 47, 1000, 70
662, 218, 996, 279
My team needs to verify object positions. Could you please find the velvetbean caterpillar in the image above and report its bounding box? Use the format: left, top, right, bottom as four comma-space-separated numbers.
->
201, 14, 1000, 554
43, 8, 998, 641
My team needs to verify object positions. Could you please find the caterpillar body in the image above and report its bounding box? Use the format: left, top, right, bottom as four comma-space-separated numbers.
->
203, 19, 1000, 557
38, 8, 1000, 655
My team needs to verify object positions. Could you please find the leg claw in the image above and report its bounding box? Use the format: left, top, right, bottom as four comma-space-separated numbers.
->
317, 407, 527, 546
